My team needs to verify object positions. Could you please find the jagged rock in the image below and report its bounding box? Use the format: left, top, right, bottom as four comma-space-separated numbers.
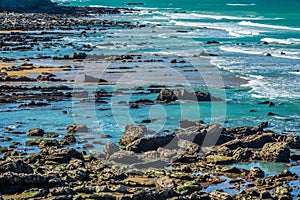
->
232, 147, 253, 162
27, 128, 45, 137
180, 119, 204, 129
119, 124, 147, 146
66, 124, 88, 133
104, 142, 120, 159
0, 160, 33, 174
109, 150, 141, 164
37, 147, 83, 163
126, 134, 175, 153
157, 89, 222, 102
260, 142, 290, 163
249, 167, 264, 178
0, 172, 49, 194
60, 134, 76, 145
222, 132, 277, 150
157, 176, 177, 189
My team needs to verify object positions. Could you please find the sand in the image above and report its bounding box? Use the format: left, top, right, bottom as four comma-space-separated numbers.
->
0, 62, 68, 77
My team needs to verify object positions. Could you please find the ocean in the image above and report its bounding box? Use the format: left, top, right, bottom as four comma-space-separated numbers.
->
50, 0, 300, 131
1, 0, 300, 195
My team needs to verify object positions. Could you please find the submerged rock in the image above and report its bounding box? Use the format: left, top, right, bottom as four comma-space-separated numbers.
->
66, 124, 88, 133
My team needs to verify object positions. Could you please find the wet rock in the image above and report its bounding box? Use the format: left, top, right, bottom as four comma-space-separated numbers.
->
260, 190, 273, 199
109, 150, 141, 164
249, 166, 264, 178
232, 147, 253, 162
119, 124, 147, 146
126, 134, 175, 153
210, 190, 233, 200
260, 142, 290, 162
104, 142, 120, 159
222, 132, 277, 150
157, 176, 176, 189
27, 128, 45, 137
38, 147, 83, 163
19, 101, 51, 108
43, 132, 59, 138
180, 119, 204, 128
39, 139, 60, 148
156, 89, 178, 102
60, 134, 76, 145
0, 160, 33, 174
0, 172, 49, 194
130, 103, 139, 109
66, 124, 88, 133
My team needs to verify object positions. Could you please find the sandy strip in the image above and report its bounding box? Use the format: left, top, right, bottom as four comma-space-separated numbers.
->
0, 30, 23, 33
1, 63, 68, 77
7, 67, 68, 77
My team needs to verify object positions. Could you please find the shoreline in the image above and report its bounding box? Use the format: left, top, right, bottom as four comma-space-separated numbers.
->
0, 2, 300, 200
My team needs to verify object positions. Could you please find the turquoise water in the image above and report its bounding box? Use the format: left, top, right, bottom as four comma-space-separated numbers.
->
1, 0, 299, 147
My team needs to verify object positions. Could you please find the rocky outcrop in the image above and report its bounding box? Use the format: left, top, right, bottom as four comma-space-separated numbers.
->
119, 124, 147, 146
0, 160, 33, 174
27, 128, 45, 137
260, 142, 290, 162
66, 124, 88, 133
126, 134, 175, 153
156, 89, 223, 102
0, 172, 49, 194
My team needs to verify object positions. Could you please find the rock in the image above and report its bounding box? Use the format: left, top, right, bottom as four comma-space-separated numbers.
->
126, 134, 175, 153
180, 119, 204, 128
260, 190, 273, 199
38, 147, 83, 163
207, 40, 220, 44
0, 172, 49, 194
177, 139, 200, 155
0, 160, 33, 174
27, 128, 45, 137
278, 170, 295, 178
109, 150, 141, 164
249, 167, 264, 178
177, 182, 202, 195
39, 139, 59, 148
66, 124, 88, 133
156, 89, 178, 102
157, 176, 176, 189
210, 190, 233, 200
130, 103, 139, 109
119, 124, 147, 146
60, 134, 76, 145
104, 142, 120, 159
43, 132, 59, 138
222, 132, 277, 149
268, 112, 276, 116
260, 142, 290, 162
232, 147, 253, 162
73, 52, 87, 59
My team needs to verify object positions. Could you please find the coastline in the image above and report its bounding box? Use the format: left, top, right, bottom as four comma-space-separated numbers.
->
0, 1, 300, 200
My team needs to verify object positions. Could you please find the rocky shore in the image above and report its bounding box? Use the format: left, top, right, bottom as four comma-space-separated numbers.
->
1, 121, 300, 199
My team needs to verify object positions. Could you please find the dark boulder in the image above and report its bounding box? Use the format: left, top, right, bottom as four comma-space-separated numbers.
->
0, 160, 33, 174
27, 128, 45, 137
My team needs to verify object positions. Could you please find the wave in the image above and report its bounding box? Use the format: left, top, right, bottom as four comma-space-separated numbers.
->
171, 20, 261, 37
166, 13, 281, 21
227, 3, 256, 6
261, 38, 300, 45
219, 46, 263, 55
239, 21, 300, 31
288, 71, 300, 75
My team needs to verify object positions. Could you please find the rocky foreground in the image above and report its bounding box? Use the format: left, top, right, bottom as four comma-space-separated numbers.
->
1, 121, 300, 200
